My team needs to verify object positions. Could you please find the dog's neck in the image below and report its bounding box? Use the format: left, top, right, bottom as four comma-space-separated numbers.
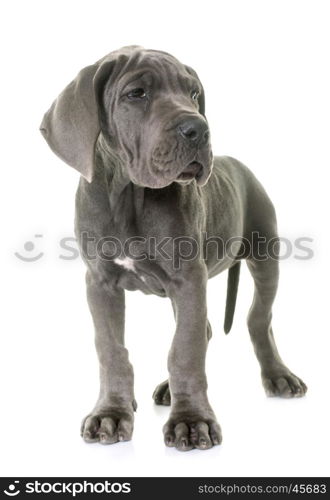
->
96, 134, 145, 231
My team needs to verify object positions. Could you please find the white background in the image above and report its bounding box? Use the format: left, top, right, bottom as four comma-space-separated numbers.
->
1, 0, 329, 478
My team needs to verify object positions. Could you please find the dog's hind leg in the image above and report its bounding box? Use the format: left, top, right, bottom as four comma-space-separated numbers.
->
246, 255, 307, 397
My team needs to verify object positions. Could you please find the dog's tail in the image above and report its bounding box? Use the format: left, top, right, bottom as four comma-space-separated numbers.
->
223, 261, 241, 334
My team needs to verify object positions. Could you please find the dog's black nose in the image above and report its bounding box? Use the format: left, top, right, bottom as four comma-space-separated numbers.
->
178, 118, 209, 144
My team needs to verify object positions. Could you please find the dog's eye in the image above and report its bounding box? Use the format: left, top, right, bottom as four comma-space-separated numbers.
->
127, 88, 147, 100
191, 90, 200, 101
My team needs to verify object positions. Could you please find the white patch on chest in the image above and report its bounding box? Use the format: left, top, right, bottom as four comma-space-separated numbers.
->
114, 257, 136, 273
114, 258, 147, 284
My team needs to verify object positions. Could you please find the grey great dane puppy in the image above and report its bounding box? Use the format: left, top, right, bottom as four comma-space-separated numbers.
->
40, 46, 307, 451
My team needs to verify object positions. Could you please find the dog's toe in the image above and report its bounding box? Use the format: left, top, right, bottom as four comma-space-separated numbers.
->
153, 380, 171, 405
98, 416, 118, 444
81, 415, 99, 442
190, 422, 213, 450
81, 409, 134, 445
174, 423, 194, 451
163, 415, 222, 452
262, 370, 307, 398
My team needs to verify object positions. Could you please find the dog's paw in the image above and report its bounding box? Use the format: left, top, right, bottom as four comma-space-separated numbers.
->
81, 407, 134, 444
163, 414, 222, 451
153, 379, 171, 406
262, 369, 307, 398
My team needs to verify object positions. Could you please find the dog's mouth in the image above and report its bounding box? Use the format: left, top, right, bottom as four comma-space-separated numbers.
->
176, 161, 204, 182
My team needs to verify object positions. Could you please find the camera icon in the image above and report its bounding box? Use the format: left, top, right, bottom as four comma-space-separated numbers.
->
4, 481, 20, 496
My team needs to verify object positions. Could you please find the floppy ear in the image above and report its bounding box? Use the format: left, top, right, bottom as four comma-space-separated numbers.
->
184, 65, 206, 117
40, 61, 114, 182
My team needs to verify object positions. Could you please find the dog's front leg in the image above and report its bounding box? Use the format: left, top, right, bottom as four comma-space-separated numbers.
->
163, 263, 222, 451
81, 271, 135, 445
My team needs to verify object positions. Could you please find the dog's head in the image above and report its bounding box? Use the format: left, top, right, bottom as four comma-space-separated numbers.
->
40, 46, 213, 188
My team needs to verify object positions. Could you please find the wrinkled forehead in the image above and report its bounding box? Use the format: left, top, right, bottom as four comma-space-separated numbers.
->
115, 49, 200, 91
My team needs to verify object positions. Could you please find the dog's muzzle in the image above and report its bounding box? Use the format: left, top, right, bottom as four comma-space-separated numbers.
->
174, 117, 210, 184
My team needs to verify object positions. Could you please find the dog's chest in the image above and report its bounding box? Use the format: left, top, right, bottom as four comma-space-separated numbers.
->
77, 177, 210, 296
112, 257, 168, 297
